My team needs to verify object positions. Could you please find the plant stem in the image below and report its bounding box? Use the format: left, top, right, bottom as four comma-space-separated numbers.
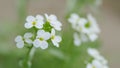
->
21, 46, 36, 68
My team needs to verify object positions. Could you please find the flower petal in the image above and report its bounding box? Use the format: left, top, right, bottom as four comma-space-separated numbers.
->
88, 33, 98, 42
36, 15, 44, 21
51, 29, 55, 35
37, 30, 45, 38
24, 32, 33, 39
42, 32, 51, 40
35, 22, 43, 29
40, 41, 48, 49
52, 40, 59, 47
16, 41, 24, 48
24, 22, 33, 29
54, 36, 62, 42
33, 39, 41, 48
15, 36, 23, 42
25, 39, 33, 44
26, 16, 35, 22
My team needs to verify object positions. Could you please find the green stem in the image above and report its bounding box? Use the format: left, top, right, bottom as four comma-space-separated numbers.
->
21, 46, 36, 68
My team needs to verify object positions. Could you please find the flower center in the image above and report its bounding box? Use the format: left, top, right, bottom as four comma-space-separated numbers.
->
51, 35, 55, 39
32, 21, 36, 25
85, 22, 91, 28
39, 37, 44, 41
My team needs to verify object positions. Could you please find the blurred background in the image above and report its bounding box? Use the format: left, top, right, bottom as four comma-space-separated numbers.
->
0, 0, 119, 68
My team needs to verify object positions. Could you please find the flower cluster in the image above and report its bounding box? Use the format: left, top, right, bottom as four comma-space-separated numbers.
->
87, 48, 109, 68
15, 14, 62, 49
68, 13, 100, 46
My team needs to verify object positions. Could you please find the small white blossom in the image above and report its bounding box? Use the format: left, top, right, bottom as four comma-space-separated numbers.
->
51, 29, 62, 47
87, 59, 103, 68
87, 48, 109, 68
45, 14, 62, 31
24, 15, 44, 29
68, 13, 80, 29
68, 13, 100, 43
15, 36, 24, 48
33, 30, 51, 49
24, 32, 33, 44
82, 14, 100, 34
15, 33, 33, 48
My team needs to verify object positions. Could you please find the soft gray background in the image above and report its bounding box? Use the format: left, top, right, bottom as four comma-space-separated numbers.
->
0, 0, 120, 68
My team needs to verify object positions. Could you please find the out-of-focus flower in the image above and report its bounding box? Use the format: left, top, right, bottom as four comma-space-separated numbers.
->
15, 32, 33, 48
68, 13, 100, 46
87, 59, 103, 68
51, 29, 62, 47
45, 14, 62, 31
87, 48, 109, 68
24, 15, 44, 29
33, 30, 51, 49
15, 36, 24, 48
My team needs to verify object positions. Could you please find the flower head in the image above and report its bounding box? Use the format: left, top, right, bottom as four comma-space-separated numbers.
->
87, 48, 109, 68
68, 13, 100, 46
15, 32, 33, 48
24, 15, 44, 29
33, 30, 51, 49
51, 29, 62, 47
87, 59, 103, 68
45, 14, 62, 31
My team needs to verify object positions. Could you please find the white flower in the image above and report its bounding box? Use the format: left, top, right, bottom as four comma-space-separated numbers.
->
23, 32, 33, 44
15, 36, 24, 48
82, 14, 100, 34
33, 30, 51, 49
45, 14, 62, 31
24, 15, 44, 29
68, 13, 80, 29
88, 48, 109, 67
15, 33, 33, 48
88, 48, 101, 59
73, 33, 81, 46
51, 29, 62, 47
87, 59, 103, 68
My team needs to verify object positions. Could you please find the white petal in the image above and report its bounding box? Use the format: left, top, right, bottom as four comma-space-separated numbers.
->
16, 41, 24, 48
15, 36, 23, 42
86, 63, 92, 68
92, 59, 102, 68
80, 33, 88, 42
33, 39, 41, 48
42, 32, 51, 40
51, 29, 55, 35
52, 40, 59, 47
25, 39, 33, 44
54, 26, 62, 31
24, 32, 33, 39
49, 14, 57, 21
45, 14, 49, 19
36, 15, 44, 20
69, 13, 79, 23
26, 16, 35, 22
37, 30, 45, 37
35, 22, 43, 29
88, 33, 98, 42
24, 22, 33, 29
54, 36, 62, 42
40, 41, 48, 49
88, 48, 100, 58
